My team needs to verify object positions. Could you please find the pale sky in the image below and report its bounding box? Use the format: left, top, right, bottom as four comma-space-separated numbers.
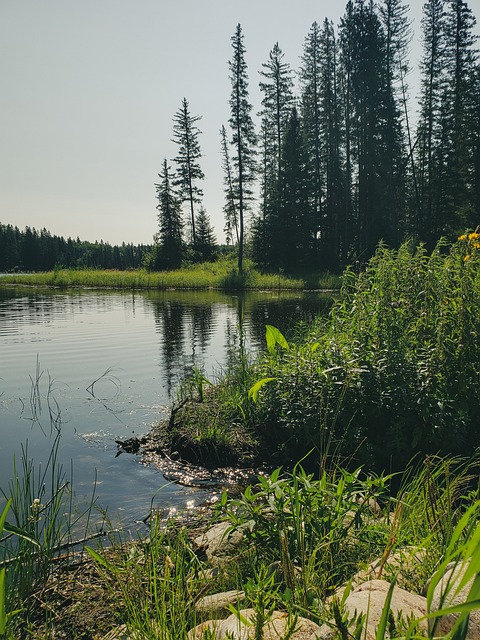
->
1, 1, 478, 246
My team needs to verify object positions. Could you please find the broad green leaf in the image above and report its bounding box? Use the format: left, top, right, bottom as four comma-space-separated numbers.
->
265, 325, 289, 355
248, 377, 275, 402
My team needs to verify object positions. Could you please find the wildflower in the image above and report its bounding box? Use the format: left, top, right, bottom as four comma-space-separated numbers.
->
464, 254, 471, 262
458, 234, 467, 241
473, 242, 480, 250
468, 232, 480, 241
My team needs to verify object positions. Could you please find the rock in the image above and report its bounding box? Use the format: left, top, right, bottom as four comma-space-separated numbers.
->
188, 608, 322, 639
327, 546, 427, 603
194, 521, 244, 567
429, 560, 480, 638
195, 590, 246, 619
319, 579, 427, 640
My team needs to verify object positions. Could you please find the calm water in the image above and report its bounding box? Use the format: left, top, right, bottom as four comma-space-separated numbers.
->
0, 287, 331, 528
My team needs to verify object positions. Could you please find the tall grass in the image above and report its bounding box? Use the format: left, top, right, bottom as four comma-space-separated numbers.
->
0, 257, 340, 291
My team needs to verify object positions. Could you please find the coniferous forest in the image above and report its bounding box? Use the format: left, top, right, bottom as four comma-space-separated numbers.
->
0, 224, 150, 272
2, 0, 479, 274
157, 0, 480, 273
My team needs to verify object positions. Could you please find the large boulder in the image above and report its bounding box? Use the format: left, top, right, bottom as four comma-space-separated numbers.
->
429, 561, 480, 639
188, 608, 322, 640
319, 579, 427, 639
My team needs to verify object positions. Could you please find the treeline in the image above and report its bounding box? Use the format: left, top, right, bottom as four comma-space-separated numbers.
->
158, 0, 480, 273
0, 223, 151, 272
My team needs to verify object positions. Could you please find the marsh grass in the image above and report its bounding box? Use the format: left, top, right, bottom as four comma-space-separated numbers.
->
0, 257, 339, 291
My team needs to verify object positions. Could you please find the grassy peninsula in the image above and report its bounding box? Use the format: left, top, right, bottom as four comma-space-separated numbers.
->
0, 256, 340, 291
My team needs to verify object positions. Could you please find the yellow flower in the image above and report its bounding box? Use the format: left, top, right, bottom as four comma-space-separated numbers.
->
468, 232, 480, 241
464, 254, 471, 262
458, 234, 467, 241
473, 242, 480, 250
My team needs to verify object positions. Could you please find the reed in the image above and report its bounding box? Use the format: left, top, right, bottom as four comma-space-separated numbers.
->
0, 258, 340, 291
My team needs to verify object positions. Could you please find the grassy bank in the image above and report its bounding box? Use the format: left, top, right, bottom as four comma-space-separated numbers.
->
164, 235, 480, 474
0, 257, 340, 291
2, 449, 480, 638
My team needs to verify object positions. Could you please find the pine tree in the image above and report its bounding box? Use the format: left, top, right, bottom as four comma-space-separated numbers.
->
442, 0, 479, 232
155, 159, 184, 269
171, 98, 205, 246
271, 107, 312, 270
339, 0, 401, 259
317, 19, 347, 267
300, 22, 324, 254
228, 24, 257, 273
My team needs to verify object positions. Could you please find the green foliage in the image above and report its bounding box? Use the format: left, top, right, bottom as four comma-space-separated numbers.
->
223, 464, 389, 600
245, 237, 480, 470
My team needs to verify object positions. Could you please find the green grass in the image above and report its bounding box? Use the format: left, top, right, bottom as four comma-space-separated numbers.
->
0, 257, 340, 291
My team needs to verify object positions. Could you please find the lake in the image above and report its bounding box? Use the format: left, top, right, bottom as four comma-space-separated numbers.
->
0, 286, 331, 530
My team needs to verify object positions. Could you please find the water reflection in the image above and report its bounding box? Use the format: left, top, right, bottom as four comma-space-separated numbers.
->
0, 287, 334, 525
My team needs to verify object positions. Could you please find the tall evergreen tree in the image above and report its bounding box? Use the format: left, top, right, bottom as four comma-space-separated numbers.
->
220, 124, 239, 247
257, 42, 294, 267
415, 0, 447, 245
171, 98, 205, 246
300, 22, 324, 255
155, 159, 184, 269
228, 23, 257, 273
270, 107, 312, 270
442, 0, 478, 231
317, 19, 347, 267
340, 0, 402, 259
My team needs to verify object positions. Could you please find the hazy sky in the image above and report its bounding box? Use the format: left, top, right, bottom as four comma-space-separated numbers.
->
1, 1, 478, 246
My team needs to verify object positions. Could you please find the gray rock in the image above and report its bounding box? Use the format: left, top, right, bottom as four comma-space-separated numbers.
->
188, 608, 322, 640
429, 560, 480, 638
195, 589, 246, 619
194, 521, 244, 567
319, 579, 427, 639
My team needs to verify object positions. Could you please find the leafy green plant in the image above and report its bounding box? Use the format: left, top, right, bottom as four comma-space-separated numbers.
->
222, 464, 388, 602
0, 500, 40, 639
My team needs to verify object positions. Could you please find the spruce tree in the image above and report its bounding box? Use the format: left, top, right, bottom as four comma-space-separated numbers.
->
155, 159, 184, 269
228, 24, 257, 273
415, 0, 447, 245
300, 22, 324, 255
257, 42, 294, 268
195, 206, 217, 262
220, 124, 239, 247
171, 98, 205, 247
271, 107, 312, 271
